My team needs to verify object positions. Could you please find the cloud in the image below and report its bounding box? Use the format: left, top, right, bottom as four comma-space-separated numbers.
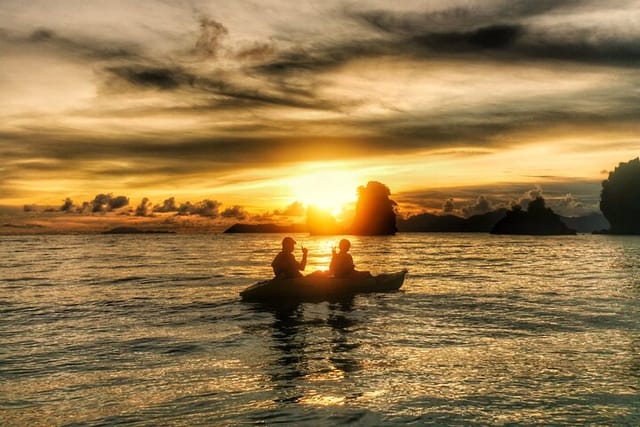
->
135, 197, 154, 216
103, 63, 336, 110
234, 41, 276, 61
442, 198, 455, 214
551, 193, 586, 216
154, 197, 178, 213
106, 66, 190, 90
61, 197, 75, 212
462, 196, 493, 217
254, 2, 640, 82
352, 1, 588, 34
396, 179, 604, 216
221, 205, 247, 220
273, 201, 306, 217
408, 24, 524, 52
1, 3, 638, 211
90, 193, 129, 213
193, 17, 228, 58
2, 27, 140, 61
178, 199, 221, 217
350, 4, 640, 67
516, 186, 544, 209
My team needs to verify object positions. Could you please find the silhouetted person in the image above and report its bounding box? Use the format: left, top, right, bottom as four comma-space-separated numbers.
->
272, 236, 308, 279
329, 239, 371, 279
329, 239, 355, 278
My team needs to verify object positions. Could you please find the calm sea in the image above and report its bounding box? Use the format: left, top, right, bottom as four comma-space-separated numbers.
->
1, 233, 639, 426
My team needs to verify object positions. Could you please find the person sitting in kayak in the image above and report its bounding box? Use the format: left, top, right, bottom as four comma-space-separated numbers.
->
329, 239, 354, 278
329, 239, 373, 279
271, 236, 308, 279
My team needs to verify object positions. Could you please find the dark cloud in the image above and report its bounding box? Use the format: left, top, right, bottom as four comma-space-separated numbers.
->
409, 24, 524, 51
253, 40, 380, 76
193, 17, 228, 58
2, 19, 333, 113
257, 3, 640, 77
442, 199, 455, 214
106, 66, 191, 90
135, 198, 154, 216
462, 196, 493, 217
104, 64, 337, 110
178, 199, 221, 217
3, 27, 141, 60
353, 2, 588, 35
0, 131, 381, 175
61, 197, 74, 212
221, 205, 247, 220
154, 197, 179, 213
234, 42, 276, 61
90, 194, 129, 213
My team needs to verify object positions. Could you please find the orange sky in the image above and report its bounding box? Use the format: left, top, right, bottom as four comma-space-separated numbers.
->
1, 1, 639, 222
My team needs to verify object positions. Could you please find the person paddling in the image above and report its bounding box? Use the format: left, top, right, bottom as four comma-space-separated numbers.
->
271, 236, 308, 279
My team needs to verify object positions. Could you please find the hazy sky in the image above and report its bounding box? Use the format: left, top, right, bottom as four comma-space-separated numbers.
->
1, 0, 639, 217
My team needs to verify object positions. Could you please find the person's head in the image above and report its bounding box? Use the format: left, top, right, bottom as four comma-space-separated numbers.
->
281, 236, 296, 253
338, 238, 351, 252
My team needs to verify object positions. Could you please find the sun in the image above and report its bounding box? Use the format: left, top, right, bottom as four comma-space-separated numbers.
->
289, 169, 361, 217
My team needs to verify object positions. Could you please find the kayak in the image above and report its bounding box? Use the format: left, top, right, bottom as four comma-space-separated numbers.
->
240, 269, 407, 302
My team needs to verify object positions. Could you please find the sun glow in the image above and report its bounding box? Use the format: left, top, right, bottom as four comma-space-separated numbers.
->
289, 169, 361, 217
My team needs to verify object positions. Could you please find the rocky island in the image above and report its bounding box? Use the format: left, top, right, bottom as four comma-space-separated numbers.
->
490, 197, 576, 235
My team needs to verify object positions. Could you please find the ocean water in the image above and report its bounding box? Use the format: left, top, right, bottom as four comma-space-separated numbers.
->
1, 233, 639, 426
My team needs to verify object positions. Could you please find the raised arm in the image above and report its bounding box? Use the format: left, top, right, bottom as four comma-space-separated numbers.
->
298, 247, 308, 271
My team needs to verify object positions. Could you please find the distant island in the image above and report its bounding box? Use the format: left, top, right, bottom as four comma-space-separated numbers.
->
225, 208, 608, 235
224, 223, 306, 234
92, 159, 629, 236
490, 197, 576, 235
102, 226, 175, 234
397, 209, 508, 233
224, 180, 613, 236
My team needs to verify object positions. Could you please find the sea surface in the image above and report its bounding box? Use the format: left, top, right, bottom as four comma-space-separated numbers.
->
1, 233, 639, 426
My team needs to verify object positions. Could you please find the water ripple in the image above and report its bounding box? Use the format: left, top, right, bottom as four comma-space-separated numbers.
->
1, 233, 639, 426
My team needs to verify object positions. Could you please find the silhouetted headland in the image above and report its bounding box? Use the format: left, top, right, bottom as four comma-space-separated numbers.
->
490, 197, 576, 235
224, 223, 306, 234
102, 226, 175, 234
600, 157, 640, 234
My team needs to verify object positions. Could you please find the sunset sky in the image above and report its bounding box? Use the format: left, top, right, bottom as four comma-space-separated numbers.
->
1, 0, 639, 222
